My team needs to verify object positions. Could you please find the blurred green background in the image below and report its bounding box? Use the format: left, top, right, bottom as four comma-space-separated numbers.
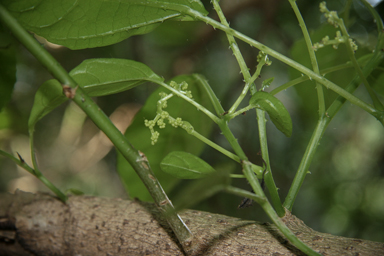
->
1, 0, 384, 243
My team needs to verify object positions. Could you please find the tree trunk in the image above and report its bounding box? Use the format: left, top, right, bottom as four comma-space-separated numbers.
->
0, 190, 383, 256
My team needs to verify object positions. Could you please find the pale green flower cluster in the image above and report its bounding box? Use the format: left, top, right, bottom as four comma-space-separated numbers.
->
314, 2, 358, 52
144, 81, 195, 145
319, 2, 339, 27
170, 81, 193, 99
313, 32, 358, 52
257, 51, 272, 66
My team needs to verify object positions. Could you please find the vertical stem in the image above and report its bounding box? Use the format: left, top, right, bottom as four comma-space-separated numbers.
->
283, 118, 327, 210
0, 4, 192, 246
289, 0, 325, 117
256, 109, 285, 216
242, 162, 322, 256
212, 0, 284, 214
211, 0, 255, 98
216, 119, 321, 255
284, 38, 384, 210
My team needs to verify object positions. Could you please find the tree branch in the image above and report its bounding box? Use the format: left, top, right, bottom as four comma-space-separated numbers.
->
1, 191, 382, 256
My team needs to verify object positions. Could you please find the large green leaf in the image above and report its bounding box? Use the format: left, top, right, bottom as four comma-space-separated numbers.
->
70, 58, 164, 96
3, 0, 208, 49
160, 151, 216, 179
250, 91, 292, 137
117, 74, 215, 201
29, 58, 161, 131
0, 24, 16, 111
28, 79, 67, 131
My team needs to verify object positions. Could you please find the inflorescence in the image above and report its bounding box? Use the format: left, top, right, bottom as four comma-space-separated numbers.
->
144, 81, 195, 145
313, 2, 358, 52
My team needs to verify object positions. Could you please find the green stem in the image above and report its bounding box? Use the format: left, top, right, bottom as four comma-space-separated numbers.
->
145, 1, 381, 118
227, 105, 255, 119
216, 116, 319, 254
29, 131, 39, 171
212, 0, 284, 215
212, 0, 253, 85
270, 63, 352, 95
229, 174, 246, 178
183, 10, 381, 120
0, 4, 192, 246
224, 186, 266, 204
159, 81, 220, 123
217, 120, 248, 160
284, 28, 384, 210
283, 118, 327, 210
289, 0, 325, 117
228, 59, 264, 114
256, 109, 285, 217
190, 129, 240, 163
270, 76, 308, 96
242, 162, 321, 256
0, 150, 67, 202
29, 131, 67, 201
270, 61, 365, 96
212, 0, 257, 115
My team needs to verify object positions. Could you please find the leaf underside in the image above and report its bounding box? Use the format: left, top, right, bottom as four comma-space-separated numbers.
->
3, 0, 207, 49
160, 151, 216, 179
70, 58, 164, 96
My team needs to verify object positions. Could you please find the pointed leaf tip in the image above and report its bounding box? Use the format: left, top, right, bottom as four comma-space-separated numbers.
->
3, 0, 208, 49
250, 91, 292, 137
70, 58, 164, 96
160, 151, 216, 179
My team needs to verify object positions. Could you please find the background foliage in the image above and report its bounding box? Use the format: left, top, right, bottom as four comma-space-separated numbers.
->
0, 0, 383, 243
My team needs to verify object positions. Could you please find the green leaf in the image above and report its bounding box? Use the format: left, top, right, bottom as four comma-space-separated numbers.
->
29, 58, 159, 132
2, 0, 208, 49
160, 151, 215, 179
250, 91, 292, 137
28, 79, 68, 131
70, 59, 164, 96
117, 74, 215, 201
0, 24, 16, 111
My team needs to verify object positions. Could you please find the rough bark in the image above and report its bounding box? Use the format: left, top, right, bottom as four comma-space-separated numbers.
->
0, 190, 383, 256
